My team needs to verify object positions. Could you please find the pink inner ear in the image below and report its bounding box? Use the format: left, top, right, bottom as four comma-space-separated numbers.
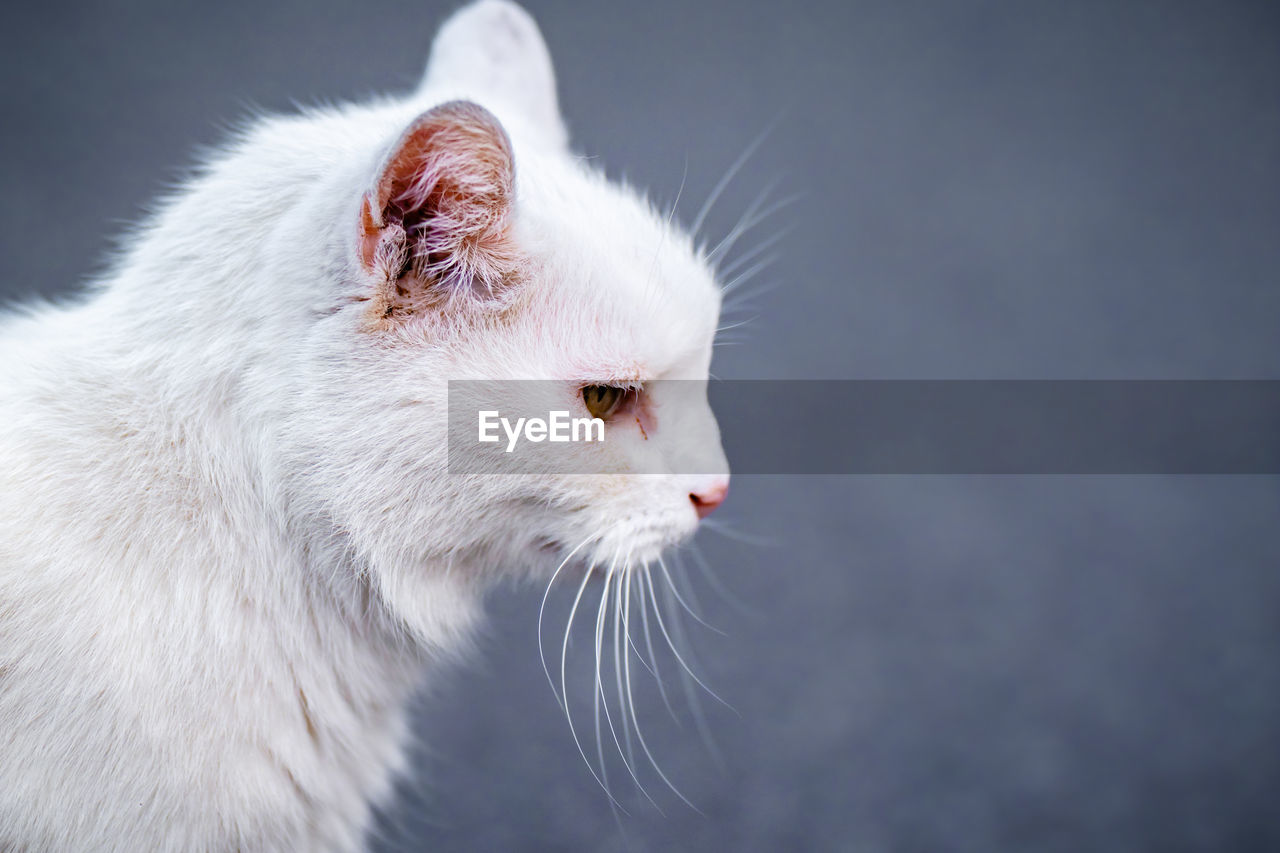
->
362, 101, 518, 300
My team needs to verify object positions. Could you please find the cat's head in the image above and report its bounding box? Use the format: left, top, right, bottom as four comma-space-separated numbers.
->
288, 1, 728, 633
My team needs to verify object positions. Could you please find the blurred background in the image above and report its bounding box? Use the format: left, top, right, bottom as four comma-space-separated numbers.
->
2, 1, 1278, 850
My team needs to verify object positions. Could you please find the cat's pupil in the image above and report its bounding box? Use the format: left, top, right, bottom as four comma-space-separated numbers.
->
582, 384, 624, 419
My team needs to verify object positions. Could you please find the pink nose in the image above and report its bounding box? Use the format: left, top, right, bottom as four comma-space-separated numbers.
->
690, 481, 729, 519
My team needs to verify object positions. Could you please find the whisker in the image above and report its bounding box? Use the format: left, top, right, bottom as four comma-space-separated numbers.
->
642, 566, 734, 712
715, 315, 759, 336
558, 554, 625, 810
539, 534, 596, 708
622, 560, 701, 813
690, 121, 777, 238
721, 256, 778, 297
670, 551, 710, 624
641, 159, 688, 313
592, 561, 618, 812
623, 578, 659, 682
721, 279, 780, 317
700, 517, 776, 547
657, 555, 726, 636
595, 560, 651, 806
704, 176, 780, 264
657, 574, 730, 772
720, 286, 769, 310
690, 541, 757, 618
612, 558, 658, 809
707, 191, 801, 266
716, 225, 792, 281
636, 568, 679, 724
542, 534, 742, 809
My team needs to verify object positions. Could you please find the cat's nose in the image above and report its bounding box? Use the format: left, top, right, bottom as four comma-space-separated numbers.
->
689, 479, 729, 519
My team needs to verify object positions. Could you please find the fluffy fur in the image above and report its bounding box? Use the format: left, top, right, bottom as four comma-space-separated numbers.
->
0, 2, 727, 850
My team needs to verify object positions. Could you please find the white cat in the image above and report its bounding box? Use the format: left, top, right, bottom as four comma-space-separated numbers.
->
0, 1, 728, 850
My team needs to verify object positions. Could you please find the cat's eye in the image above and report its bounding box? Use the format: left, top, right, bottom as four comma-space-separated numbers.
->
582, 384, 626, 420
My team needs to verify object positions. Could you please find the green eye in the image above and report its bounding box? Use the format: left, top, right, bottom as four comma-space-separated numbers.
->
582, 384, 625, 419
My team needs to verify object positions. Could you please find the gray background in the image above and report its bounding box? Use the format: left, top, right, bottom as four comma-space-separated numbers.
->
2, 1, 1278, 851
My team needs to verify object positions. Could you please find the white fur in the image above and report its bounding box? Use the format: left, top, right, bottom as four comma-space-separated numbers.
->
0, 2, 726, 850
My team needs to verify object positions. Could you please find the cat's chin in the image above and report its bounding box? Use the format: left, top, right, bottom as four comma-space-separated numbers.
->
529, 527, 693, 582
582, 526, 697, 574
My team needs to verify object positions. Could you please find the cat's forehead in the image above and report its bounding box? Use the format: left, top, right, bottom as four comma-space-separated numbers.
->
511, 157, 720, 377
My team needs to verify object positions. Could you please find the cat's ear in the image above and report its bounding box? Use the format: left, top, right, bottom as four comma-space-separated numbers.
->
419, 0, 568, 150
359, 100, 519, 318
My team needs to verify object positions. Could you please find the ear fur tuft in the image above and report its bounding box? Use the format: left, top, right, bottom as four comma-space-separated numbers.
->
361, 100, 520, 320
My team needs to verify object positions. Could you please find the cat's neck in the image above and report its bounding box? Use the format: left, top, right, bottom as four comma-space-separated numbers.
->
0, 304, 474, 843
